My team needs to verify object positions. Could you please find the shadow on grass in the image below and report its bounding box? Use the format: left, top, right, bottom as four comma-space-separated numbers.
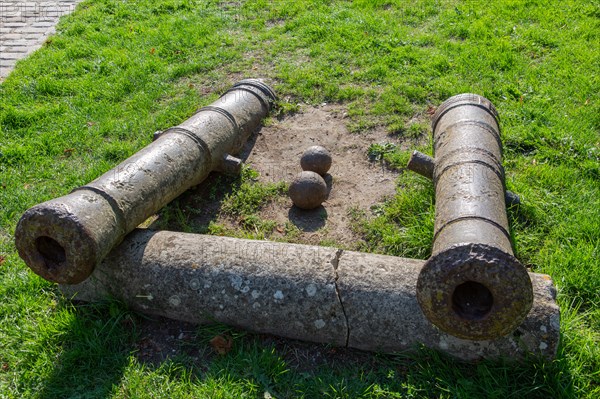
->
103, 316, 577, 398
148, 127, 263, 234
150, 171, 243, 233
37, 299, 135, 399
35, 294, 576, 398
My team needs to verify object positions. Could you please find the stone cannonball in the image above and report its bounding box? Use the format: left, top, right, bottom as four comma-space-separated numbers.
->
300, 146, 332, 176
289, 171, 328, 210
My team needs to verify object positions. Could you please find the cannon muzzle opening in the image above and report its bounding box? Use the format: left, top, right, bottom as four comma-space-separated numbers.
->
35, 236, 66, 269
452, 281, 493, 321
417, 243, 533, 340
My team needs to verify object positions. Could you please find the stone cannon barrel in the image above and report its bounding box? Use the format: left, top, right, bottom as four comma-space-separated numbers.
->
61, 229, 560, 361
416, 94, 533, 340
15, 79, 276, 284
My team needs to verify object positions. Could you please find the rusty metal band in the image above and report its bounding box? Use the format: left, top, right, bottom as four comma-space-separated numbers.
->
432, 99, 499, 133
71, 185, 127, 236
222, 86, 271, 111
434, 120, 503, 153
161, 126, 213, 165
433, 216, 512, 243
434, 159, 506, 186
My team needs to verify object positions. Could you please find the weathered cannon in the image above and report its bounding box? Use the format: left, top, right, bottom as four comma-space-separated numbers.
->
416, 94, 533, 340
61, 229, 560, 361
15, 79, 276, 284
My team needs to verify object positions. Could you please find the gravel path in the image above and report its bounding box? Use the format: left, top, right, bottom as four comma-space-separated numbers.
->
0, 1, 83, 81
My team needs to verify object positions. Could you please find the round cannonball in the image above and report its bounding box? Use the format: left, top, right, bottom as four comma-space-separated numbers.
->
300, 146, 332, 176
289, 171, 328, 210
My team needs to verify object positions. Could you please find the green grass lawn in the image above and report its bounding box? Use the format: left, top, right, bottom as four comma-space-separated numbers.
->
1, 0, 599, 397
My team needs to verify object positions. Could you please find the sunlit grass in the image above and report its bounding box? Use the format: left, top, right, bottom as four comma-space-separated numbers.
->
0, 0, 598, 397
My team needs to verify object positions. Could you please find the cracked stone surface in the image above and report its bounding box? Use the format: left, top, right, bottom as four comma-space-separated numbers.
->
62, 229, 350, 347
61, 229, 561, 361
0, 1, 83, 81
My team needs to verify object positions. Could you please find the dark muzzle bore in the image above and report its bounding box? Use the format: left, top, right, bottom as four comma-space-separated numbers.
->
416, 94, 533, 341
15, 79, 276, 284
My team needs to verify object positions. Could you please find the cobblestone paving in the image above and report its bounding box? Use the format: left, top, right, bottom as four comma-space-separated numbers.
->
0, 1, 83, 81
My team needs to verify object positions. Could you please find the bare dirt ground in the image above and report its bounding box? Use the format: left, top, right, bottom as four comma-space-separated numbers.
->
235, 104, 401, 246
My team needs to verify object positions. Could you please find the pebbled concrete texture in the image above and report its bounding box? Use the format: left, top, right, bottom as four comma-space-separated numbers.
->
0, 1, 83, 81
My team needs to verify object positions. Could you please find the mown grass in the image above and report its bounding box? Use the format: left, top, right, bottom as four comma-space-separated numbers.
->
0, 0, 598, 397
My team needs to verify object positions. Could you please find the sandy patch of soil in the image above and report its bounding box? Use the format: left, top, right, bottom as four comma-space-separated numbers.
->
236, 104, 402, 247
